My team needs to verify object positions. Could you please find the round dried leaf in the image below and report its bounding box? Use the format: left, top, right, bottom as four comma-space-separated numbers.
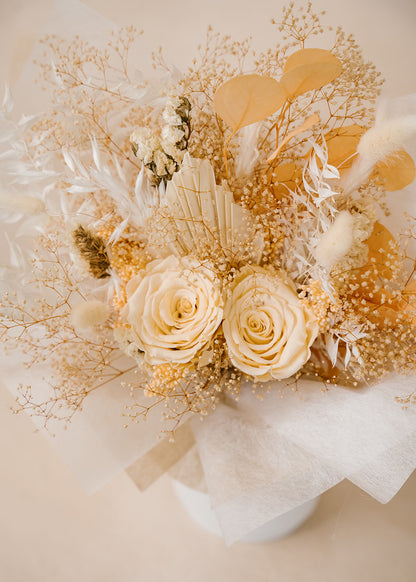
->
271, 162, 299, 199
375, 149, 416, 191
366, 222, 399, 281
214, 74, 287, 131
324, 125, 365, 171
280, 48, 343, 98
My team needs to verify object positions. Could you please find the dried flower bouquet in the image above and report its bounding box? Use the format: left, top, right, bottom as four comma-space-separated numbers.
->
1, 1, 416, 543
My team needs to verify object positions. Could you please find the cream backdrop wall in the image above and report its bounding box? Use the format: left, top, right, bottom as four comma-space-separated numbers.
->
1, 0, 416, 580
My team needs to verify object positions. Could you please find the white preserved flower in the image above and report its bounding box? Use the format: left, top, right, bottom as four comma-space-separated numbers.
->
223, 266, 318, 381
162, 95, 183, 125
162, 125, 185, 146
130, 128, 160, 164
153, 148, 176, 176
162, 140, 185, 164
121, 255, 223, 365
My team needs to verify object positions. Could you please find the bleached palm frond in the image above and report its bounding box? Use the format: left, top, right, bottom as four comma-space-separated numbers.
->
163, 153, 264, 263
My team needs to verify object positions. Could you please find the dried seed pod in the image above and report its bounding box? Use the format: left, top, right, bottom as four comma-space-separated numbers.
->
72, 225, 111, 279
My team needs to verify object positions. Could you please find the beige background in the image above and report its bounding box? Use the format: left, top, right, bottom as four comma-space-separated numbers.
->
1, 0, 416, 580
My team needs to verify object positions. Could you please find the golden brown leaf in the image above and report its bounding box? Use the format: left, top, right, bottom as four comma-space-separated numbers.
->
280, 48, 343, 98
271, 162, 300, 199
375, 149, 416, 191
365, 222, 399, 281
346, 222, 400, 326
267, 114, 319, 163
323, 125, 365, 171
213, 74, 287, 131
399, 280, 416, 325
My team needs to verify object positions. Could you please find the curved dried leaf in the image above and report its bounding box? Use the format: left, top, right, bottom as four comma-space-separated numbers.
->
349, 222, 401, 325
271, 162, 299, 199
280, 48, 343, 98
283, 48, 340, 73
274, 162, 298, 182
366, 221, 399, 280
375, 149, 416, 191
399, 279, 416, 325
214, 74, 287, 131
267, 114, 319, 163
365, 278, 416, 327
324, 125, 365, 171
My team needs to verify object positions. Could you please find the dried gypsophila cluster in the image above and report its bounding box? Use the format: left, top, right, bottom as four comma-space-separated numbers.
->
1, 4, 416, 435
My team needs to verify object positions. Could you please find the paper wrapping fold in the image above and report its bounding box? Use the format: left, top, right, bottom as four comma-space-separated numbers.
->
126, 421, 195, 491
190, 377, 416, 543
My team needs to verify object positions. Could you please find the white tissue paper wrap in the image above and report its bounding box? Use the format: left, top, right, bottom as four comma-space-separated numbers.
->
1, 0, 416, 546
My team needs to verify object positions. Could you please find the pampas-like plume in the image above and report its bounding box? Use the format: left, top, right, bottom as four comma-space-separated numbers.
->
71, 300, 110, 329
0, 190, 45, 215
315, 210, 355, 270
342, 94, 416, 194
72, 225, 110, 279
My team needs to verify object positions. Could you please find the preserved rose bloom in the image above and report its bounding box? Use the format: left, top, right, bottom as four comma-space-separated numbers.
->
223, 266, 318, 381
121, 255, 223, 365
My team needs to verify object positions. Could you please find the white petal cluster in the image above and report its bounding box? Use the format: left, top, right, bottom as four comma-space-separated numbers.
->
121, 255, 223, 365
130, 95, 191, 184
222, 266, 318, 381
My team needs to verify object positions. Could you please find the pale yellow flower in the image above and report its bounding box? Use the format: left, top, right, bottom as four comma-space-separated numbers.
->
223, 266, 318, 381
122, 255, 223, 365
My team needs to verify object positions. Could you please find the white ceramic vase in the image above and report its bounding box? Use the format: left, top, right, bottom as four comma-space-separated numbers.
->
173, 479, 319, 543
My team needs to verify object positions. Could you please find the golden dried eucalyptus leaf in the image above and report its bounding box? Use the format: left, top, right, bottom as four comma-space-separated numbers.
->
324, 125, 365, 171
399, 280, 416, 325
274, 162, 298, 182
280, 48, 343, 98
365, 221, 399, 281
375, 149, 416, 191
346, 222, 401, 326
364, 279, 416, 327
271, 162, 300, 199
213, 74, 287, 131
267, 114, 319, 163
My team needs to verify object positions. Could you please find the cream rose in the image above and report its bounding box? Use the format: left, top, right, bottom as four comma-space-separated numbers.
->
122, 255, 223, 365
223, 267, 318, 381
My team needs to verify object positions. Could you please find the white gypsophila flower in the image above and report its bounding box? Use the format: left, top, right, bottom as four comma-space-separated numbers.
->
223, 266, 318, 381
71, 300, 110, 330
121, 255, 223, 365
